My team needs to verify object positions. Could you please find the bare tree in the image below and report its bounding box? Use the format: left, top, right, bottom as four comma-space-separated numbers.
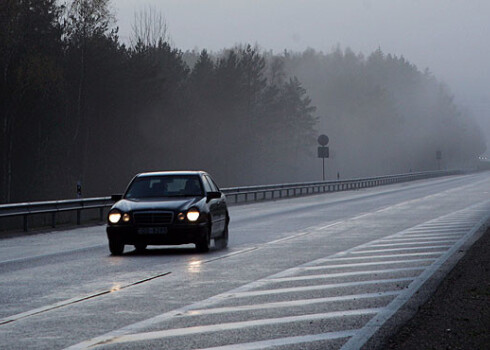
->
131, 6, 169, 48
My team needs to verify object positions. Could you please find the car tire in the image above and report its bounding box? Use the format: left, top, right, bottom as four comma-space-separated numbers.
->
134, 244, 147, 252
215, 225, 228, 250
195, 227, 211, 253
109, 240, 124, 255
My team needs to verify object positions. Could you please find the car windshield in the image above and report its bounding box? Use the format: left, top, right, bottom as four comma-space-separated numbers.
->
125, 175, 204, 199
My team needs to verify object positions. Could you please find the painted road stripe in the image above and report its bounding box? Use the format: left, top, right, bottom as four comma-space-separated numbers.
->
193, 330, 359, 350
226, 278, 414, 299
301, 259, 435, 270
378, 236, 462, 242
350, 245, 452, 254
314, 252, 445, 263
185, 291, 400, 316
265, 267, 425, 283
100, 309, 382, 345
368, 240, 457, 247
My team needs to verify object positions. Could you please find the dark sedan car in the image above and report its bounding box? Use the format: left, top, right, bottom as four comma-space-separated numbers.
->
106, 171, 229, 255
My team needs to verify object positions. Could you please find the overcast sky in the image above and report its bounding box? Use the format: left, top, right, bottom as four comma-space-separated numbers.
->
113, 0, 490, 150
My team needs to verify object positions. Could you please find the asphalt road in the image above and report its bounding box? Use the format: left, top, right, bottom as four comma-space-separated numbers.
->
1, 172, 489, 349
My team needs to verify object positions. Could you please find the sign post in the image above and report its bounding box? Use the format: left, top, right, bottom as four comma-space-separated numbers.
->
317, 134, 329, 181
436, 150, 442, 170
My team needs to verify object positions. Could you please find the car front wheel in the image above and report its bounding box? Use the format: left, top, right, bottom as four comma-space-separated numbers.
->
215, 225, 228, 249
109, 240, 124, 255
195, 227, 211, 253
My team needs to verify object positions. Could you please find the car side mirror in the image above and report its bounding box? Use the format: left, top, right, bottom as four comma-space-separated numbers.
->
206, 191, 221, 201
111, 194, 123, 201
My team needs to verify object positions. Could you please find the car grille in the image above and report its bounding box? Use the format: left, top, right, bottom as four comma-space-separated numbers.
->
133, 211, 173, 225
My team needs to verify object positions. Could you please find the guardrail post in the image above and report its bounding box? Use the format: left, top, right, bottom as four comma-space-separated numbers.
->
23, 214, 28, 232
99, 207, 104, 222
51, 212, 56, 228
77, 209, 81, 225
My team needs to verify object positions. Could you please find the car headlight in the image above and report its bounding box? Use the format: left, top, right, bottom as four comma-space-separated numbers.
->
186, 209, 200, 222
108, 210, 122, 224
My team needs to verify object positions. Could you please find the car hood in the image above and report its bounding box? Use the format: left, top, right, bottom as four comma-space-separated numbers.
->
112, 197, 202, 212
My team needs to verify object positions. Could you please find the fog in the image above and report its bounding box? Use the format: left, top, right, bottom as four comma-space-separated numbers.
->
114, 0, 490, 154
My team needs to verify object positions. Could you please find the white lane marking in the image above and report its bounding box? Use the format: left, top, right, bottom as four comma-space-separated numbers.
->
265, 267, 425, 283
340, 203, 490, 350
314, 252, 444, 263
368, 240, 457, 248
193, 330, 359, 350
226, 278, 414, 299
186, 291, 400, 316
301, 259, 435, 270
404, 228, 468, 233
101, 309, 382, 345
378, 236, 462, 242
351, 245, 452, 254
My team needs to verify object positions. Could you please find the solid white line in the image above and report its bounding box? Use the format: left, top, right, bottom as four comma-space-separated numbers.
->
265, 267, 425, 283
186, 291, 400, 316
100, 309, 382, 345
194, 330, 359, 350
350, 245, 452, 254
301, 259, 435, 270
226, 278, 415, 298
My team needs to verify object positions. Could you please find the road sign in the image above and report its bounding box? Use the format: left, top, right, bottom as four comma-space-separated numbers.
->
318, 134, 329, 146
318, 146, 329, 158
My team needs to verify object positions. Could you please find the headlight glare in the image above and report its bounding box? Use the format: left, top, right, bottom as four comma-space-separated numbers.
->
186, 209, 200, 222
108, 210, 122, 224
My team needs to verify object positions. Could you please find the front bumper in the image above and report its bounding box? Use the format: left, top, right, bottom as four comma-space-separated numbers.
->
106, 222, 208, 246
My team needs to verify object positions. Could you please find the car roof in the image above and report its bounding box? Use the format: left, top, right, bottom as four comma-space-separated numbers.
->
136, 171, 209, 178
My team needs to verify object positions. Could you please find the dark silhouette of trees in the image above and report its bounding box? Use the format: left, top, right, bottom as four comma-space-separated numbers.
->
0, 1, 485, 203
0, 0, 64, 202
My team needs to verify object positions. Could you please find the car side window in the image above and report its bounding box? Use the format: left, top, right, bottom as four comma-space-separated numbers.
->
201, 176, 213, 192
206, 175, 220, 192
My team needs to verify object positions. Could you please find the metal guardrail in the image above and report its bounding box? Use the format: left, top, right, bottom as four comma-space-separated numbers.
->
0, 170, 462, 232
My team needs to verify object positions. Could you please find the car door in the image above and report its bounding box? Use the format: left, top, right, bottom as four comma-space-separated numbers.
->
201, 175, 221, 237
204, 175, 226, 233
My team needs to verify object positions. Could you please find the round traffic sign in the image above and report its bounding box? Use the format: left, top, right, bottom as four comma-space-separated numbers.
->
318, 134, 329, 146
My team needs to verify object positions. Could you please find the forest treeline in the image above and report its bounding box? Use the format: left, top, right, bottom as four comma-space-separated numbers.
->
0, 0, 486, 203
